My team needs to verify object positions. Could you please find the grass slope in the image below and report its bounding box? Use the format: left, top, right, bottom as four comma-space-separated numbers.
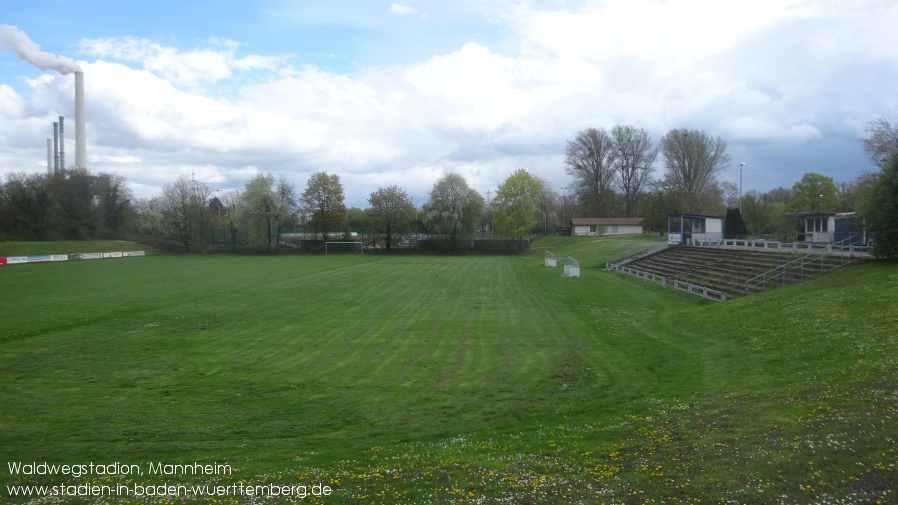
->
0, 237, 895, 504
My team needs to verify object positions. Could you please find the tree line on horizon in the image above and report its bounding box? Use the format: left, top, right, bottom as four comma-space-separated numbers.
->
1, 114, 896, 257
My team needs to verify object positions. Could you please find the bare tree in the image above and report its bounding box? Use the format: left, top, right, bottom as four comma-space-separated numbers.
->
721, 181, 739, 209
275, 177, 298, 246
611, 125, 656, 217
533, 175, 559, 233
862, 110, 898, 163
763, 186, 792, 205
220, 189, 242, 248
565, 127, 617, 217
660, 128, 730, 214
158, 175, 210, 250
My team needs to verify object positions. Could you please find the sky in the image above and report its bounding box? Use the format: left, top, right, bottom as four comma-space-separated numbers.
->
1, 0, 896, 209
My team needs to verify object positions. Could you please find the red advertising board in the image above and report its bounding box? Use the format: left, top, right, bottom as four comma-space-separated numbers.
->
0, 257, 6, 266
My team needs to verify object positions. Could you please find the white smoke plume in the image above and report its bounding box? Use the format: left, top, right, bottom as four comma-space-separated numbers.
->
0, 24, 81, 74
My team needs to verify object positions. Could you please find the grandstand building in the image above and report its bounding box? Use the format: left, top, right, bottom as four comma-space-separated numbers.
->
666, 214, 723, 245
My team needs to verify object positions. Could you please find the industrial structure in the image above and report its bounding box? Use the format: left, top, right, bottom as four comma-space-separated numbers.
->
46, 70, 86, 175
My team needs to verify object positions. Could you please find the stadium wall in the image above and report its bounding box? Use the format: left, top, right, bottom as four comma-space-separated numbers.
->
0, 250, 145, 267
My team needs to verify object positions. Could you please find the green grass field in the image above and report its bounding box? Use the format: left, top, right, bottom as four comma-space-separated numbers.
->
1, 237, 896, 504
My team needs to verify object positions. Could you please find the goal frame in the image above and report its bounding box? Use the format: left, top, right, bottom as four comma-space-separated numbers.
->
544, 250, 557, 267
325, 241, 363, 255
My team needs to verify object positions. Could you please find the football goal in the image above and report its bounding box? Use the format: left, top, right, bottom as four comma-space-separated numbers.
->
325, 241, 363, 255
544, 250, 557, 267
561, 256, 580, 277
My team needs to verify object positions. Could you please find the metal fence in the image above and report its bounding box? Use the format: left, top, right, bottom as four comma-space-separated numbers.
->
605, 262, 725, 302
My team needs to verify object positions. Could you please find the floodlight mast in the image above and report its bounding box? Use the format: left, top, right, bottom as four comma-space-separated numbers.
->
739, 162, 746, 213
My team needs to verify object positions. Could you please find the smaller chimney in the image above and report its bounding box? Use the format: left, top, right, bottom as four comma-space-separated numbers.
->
53, 121, 59, 175
47, 139, 53, 176
58, 116, 65, 171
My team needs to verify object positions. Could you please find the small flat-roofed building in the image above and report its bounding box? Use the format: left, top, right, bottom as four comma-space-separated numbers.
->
784, 211, 869, 245
667, 213, 724, 244
570, 217, 644, 237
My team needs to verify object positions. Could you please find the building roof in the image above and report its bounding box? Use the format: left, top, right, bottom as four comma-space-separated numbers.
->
570, 217, 644, 226
666, 213, 723, 220
783, 211, 838, 218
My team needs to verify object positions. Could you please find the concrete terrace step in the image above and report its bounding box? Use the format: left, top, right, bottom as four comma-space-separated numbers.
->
617, 245, 844, 298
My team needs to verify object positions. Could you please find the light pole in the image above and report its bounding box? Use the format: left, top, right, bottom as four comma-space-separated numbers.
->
739, 162, 746, 213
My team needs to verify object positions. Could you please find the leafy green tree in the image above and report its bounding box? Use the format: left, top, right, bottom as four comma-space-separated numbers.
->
242, 173, 282, 248
423, 173, 483, 251
1, 172, 52, 240
493, 169, 541, 250
94, 173, 133, 238
49, 169, 96, 239
860, 156, 898, 259
301, 172, 347, 242
788, 172, 840, 212
367, 185, 416, 250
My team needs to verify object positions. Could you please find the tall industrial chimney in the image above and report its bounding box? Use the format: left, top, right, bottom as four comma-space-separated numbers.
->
74, 71, 86, 169
53, 121, 59, 174
58, 116, 65, 171
47, 139, 53, 176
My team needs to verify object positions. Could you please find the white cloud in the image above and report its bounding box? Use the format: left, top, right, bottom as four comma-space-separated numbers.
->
2, 1, 895, 203
390, 3, 419, 16
0, 84, 26, 119
79, 36, 289, 88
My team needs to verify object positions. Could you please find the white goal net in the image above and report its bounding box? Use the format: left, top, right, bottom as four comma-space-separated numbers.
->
561, 256, 580, 277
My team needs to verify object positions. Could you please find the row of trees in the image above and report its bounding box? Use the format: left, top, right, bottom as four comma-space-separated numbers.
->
0, 169, 132, 240
136, 172, 348, 251
3, 112, 895, 256
0, 162, 882, 253
126, 168, 554, 253
565, 126, 730, 217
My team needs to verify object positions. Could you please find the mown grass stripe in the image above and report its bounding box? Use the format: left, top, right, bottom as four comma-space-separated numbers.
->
1, 237, 895, 504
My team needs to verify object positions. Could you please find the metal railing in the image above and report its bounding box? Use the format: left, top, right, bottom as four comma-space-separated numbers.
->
673, 280, 726, 302
605, 262, 725, 302
744, 236, 863, 293
687, 237, 871, 259
605, 242, 671, 265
